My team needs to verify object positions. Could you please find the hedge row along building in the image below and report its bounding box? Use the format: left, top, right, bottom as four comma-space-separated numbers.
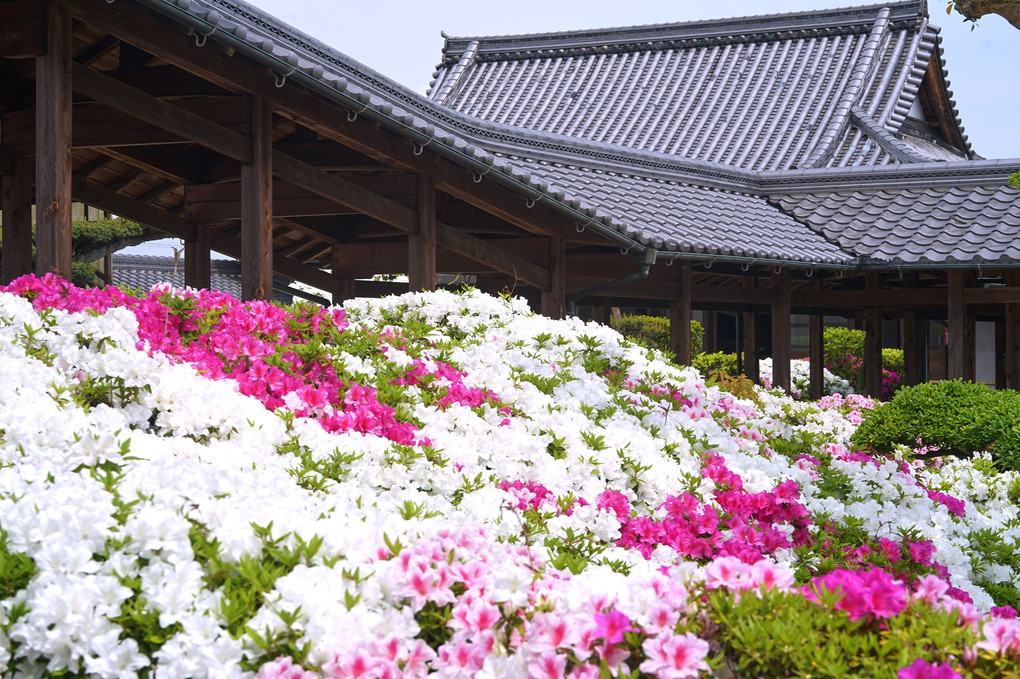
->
1, 0, 1017, 396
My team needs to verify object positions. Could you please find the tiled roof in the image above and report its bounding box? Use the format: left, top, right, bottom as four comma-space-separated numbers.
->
430, 1, 971, 171
512, 158, 855, 264
132, 0, 1018, 269
111, 255, 307, 304
771, 184, 1020, 265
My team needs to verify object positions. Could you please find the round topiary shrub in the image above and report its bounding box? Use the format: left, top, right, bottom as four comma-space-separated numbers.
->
851, 380, 1020, 470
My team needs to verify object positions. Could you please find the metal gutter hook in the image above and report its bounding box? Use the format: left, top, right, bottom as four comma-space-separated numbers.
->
773, 264, 784, 274
411, 138, 433, 155
191, 26, 217, 48
471, 166, 491, 183
525, 198, 536, 208
740, 261, 751, 272
805, 267, 815, 278
273, 67, 296, 88
575, 215, 594, 233
346, 102, 368, 122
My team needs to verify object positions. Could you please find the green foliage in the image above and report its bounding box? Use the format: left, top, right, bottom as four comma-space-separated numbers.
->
708, 586, 987, 679
1010, 171, 1020, 190
0, 525, 36, 599
691, 351, 739, 376
824, 327, 865, 383
70, 217, 149, 259
611, 315, 704, 358
882, 348, 904, 375
851, 380, 1020, 469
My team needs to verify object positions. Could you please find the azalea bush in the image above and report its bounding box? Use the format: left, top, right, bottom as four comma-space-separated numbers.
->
0, 274, 1018, 678
852, 380, 1020, 470
610, 314, 704, 358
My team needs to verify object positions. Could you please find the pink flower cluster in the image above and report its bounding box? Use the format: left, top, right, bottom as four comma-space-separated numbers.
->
803, 567, 909, 621
596, 455, 812, 563
2, 274, 513, 446
391, 357, 504, 411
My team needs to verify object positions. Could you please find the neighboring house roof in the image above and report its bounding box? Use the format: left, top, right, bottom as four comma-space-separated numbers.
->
429, 0, 972, 171
131, 0, 1018, 270
111, 254, 315, 304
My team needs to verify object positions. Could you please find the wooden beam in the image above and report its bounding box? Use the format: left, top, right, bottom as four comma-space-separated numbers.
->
184, 225, 211, 290
241, 95, 272, 301
205, 230, 334, 294
71, 0, 577, 243
670, 261, 693, 366
99, 146, 197, 185
864, 273, 883, 398
541, 234, 565, 319
0, 0, 46, 59
72, 178, 196, 240
35, 0, 73, 279
771, 269, 791, 393
743, 276, 759, 383
809, 312, 824, 400
1, 156, 32, 283
71, 63, 252, 163
272, 152, 418, 233
435, 225, 550, 289
1006, 271, 1020, 390
946, 270, 967, 380
185, 181, 359, 222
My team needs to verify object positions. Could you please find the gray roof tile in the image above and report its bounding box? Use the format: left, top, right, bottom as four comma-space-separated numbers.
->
772, 184, 1020, 265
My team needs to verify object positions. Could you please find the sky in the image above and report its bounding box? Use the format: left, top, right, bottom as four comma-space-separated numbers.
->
131, 0, 1019, 257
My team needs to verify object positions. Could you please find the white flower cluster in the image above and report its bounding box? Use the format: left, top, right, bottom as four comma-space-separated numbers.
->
0, 287, 1017, 676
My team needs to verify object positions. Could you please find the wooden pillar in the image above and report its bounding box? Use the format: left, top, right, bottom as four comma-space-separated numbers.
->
902, 274, 923, 386
864, 273, 883, 398
241, 95, 273, 301
1005, 270, 1020, 390
670, 260, 693, 365
540, 233, 565, 319
1, 157, 33, 283
408, 175, 437, 292
35, 0, 73, 279
743, 277, 759, 383
184, 225, 211, 290
946, 270, 967, 380
702, 311, 717, 353
771, 269, 791, 393
809, 312, 824, 400
330, 245, 357, 305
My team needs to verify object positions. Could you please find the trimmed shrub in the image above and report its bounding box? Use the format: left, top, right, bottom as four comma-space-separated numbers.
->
851, 380, 1020, 470
691, 351, 739, 376
611, 315, 704, 358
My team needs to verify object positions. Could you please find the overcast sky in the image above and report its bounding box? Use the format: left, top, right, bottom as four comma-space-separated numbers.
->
245, 0, 1020, 159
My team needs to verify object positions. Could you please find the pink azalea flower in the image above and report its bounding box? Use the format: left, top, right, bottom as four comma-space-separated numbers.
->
593, 609, 636, 644
639, 632, 710, 679
976, 618, 1020, 655
897, 658, 962, 679
256, 657, 319, 679
527, 651, 567, 679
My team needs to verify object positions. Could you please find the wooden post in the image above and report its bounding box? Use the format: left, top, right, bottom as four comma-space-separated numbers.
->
946, 270, 966, 380
241, 95, 273, 301
408, 174, 437, 291
1006, 270, 1020, 390
540, 233, 565, 319
903, 310, 924, 386
702, 312, 717, 354
809, 312, 824, 400
771, 269, 791, 393
864, 273, 883, 398
743, 276, 759, 383
330, 244, 357, 305
670, 260, 693, 365
185, 225, 211, 290
1, 157, 33, 283
35, 0, 73, 279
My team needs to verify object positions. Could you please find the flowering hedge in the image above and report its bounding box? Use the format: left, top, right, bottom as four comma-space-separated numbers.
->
0, 274, 1018, 678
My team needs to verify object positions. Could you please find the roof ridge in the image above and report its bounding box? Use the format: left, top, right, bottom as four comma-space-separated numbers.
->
428, 40, 478, 104
799, 6, 893, 169
439, 1, 924, 61
849, 106, 930, 162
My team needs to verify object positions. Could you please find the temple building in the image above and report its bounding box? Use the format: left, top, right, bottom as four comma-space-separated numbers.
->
1, 0, 1017, 396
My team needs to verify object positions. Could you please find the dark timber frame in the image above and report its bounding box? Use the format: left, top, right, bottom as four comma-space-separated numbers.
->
3, 0, 1019, 398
